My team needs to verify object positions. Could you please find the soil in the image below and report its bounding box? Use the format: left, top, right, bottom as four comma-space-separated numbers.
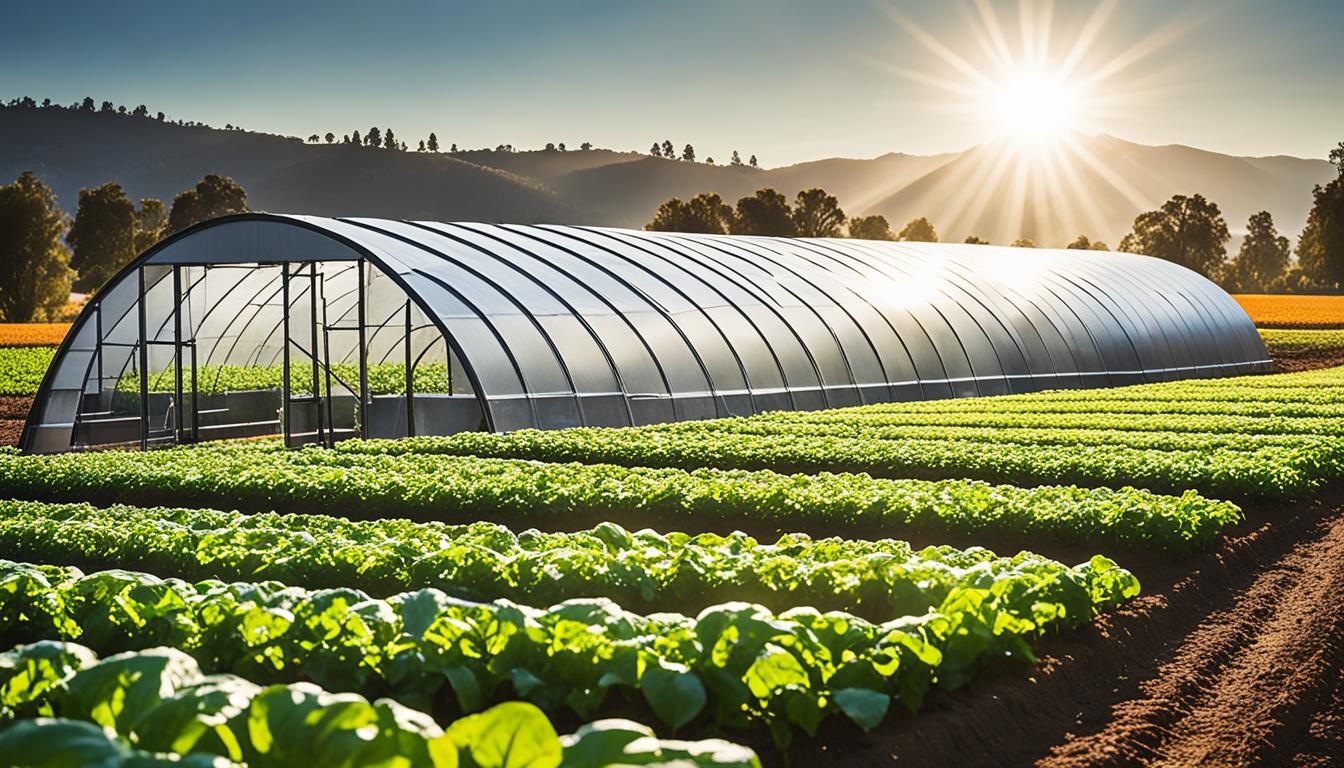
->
0, 396, 32, 448
1268, 347, 1344, 373
756, 491, 1344, 767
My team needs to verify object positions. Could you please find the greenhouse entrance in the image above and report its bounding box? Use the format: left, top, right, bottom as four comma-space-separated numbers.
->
62, 253, 483, 452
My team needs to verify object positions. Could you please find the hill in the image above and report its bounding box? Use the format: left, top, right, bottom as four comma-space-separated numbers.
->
0, 105, 1333, 246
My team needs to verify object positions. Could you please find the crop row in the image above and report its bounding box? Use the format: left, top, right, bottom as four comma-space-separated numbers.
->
0, 640, 758, 767
0, 443, 1242, 553
0, 346, 56, 396
0, 499, 1141, 620
0, 323, 70, 348
1257, 328, 1344, 353
0, 556, 1135, 745
122, 360, 456, 396
337, 427, 1334, 501
1233, 293, 1344, 328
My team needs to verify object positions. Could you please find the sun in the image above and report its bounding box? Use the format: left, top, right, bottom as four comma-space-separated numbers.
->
985, 70, 1084, 143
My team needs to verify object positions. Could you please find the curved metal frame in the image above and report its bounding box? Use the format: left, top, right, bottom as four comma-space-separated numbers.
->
22, 214, 1273, 452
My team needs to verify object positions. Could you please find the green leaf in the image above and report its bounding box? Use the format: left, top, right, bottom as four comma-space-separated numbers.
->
639, 659, 706, 731
445, 701, 562, 768
833, 688, 890, 731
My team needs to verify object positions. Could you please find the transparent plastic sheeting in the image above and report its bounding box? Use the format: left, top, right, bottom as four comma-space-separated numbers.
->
23, 213, 1273, 452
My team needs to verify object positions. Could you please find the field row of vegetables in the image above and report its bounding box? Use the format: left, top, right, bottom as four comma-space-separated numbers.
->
328, 366, 1344, 500
0, 443, 1241, 553
0, 323, 71, 348
0, 346, 56, 397
0, 640, 757, 768
0, 498, 1143, 619
127, 360, 457, 396
0, 550, 1136, 746
1257, 328, 1344, 354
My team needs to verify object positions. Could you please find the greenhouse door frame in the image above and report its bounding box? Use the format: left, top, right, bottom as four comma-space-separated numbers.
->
136, 265, 199, 450
280, 259, 371, 448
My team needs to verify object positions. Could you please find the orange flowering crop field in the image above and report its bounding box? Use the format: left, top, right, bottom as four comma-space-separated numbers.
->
0, 324, 72, 348
1233, 294, 1344, 329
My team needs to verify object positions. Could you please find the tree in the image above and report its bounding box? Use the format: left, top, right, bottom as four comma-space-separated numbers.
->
1117, 193, 1229, 278
661, 140, 674, 158
351, 129, 362, 146
558, 143, 566, 151
705, 157, 714, 165
134, 198, 166, 254
1296, 142, 1344, 290
749, 155, 758, 168
132, 104, 148, 117
384, 129, 397, 150
427, 133, 439, 152
731, 189, 795, 236
580, 142, 593, 151
156, 112, 165, 122
650, 142, 662, 157
731, 150, 742, 166
80, 97, 95, 112
67, 182, 136, 292
645, 193, 733, 234
324, 132, 335, 144
681, 144, 696, 162
366, 127, 381, 148
99, 101, 113, 113
963, 235, 989, 245
545, 142, 556, 151
792, 188, 846, 238
1066, 235, 1109, 250
307, 134, 319, 143
848, 214, 895, 241
417, 139, 426, 152
1225, 211, 1290, 292
167, 174, 248, 234
450, 143, 457, 152
898, 217, 938, 242
1010, 237, 1037, 248
0, 172, 73, 321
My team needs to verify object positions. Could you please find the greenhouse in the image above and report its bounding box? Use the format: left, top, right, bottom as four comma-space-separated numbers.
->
21, 213, 1272, 453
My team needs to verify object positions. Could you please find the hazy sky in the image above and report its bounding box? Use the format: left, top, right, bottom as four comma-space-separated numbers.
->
5, 0, 1341, 166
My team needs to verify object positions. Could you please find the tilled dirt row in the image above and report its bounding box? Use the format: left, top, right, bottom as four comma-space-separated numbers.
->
780, 493, 1344, 767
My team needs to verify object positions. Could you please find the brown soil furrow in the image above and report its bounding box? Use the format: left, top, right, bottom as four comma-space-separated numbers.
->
1042, 504, 1344, 767
769, 494, 1339, 767
1292, 665, 1344, 766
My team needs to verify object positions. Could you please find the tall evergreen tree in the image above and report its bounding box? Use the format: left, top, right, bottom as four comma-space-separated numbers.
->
0, 172, 73, 321
1297, 142, 1344, 290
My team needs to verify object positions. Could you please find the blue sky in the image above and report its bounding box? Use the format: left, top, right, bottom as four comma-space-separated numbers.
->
4, 0, 1341, 166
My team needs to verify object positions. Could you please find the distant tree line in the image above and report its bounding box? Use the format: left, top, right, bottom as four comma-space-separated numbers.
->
0, 170, 248, 321
648, 140, 758, 168
646, 140, 1344, 294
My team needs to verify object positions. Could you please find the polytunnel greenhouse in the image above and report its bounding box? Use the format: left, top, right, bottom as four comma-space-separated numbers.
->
21, 213, 1273, 453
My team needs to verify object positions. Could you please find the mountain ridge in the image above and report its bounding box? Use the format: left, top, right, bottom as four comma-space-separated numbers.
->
0, 106, 1333, 248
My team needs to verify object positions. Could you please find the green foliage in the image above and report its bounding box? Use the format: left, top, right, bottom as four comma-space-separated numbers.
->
0, 440, 1240, 553
1258, 328, 1344, 354
1224, 211, 1290, 292
1118, 193, 1228, 278
898, 217, 937, 243
327, 365, 1344, 502
1065, 235, 1108, 251
0, 640, 757, 767
0, 346, 56, 396
0, 172, 74, 322
0, 557, 1134, 740
730, 189, 796, 236
118, 360, 456, 397
0, 498, 1146, 619
67, 182, 137, 293
645, 193, 733, 234
167, 175, 248, 236
1296, 143, 1344, 291
847, 215, 895, 241
791, 188, 846, 238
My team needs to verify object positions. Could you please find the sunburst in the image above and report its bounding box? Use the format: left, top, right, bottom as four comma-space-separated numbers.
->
863, 0, 1198, 246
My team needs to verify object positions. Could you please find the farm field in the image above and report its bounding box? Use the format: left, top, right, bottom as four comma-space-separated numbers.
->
4, 329, 1344, 764
1235, 293, 1344, 329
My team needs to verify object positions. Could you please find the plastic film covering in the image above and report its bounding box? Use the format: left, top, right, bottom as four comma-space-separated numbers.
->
22, 213, 1273, 451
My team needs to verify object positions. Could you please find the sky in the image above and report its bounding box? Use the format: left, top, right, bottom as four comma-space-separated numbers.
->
3, 0, 1342, 167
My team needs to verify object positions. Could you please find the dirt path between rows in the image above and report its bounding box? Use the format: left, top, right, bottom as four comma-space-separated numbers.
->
772, 493, 1344, 767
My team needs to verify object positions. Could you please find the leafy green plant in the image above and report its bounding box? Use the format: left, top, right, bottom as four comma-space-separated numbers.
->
0, 640, 760, 767
0, 346, 56, 396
